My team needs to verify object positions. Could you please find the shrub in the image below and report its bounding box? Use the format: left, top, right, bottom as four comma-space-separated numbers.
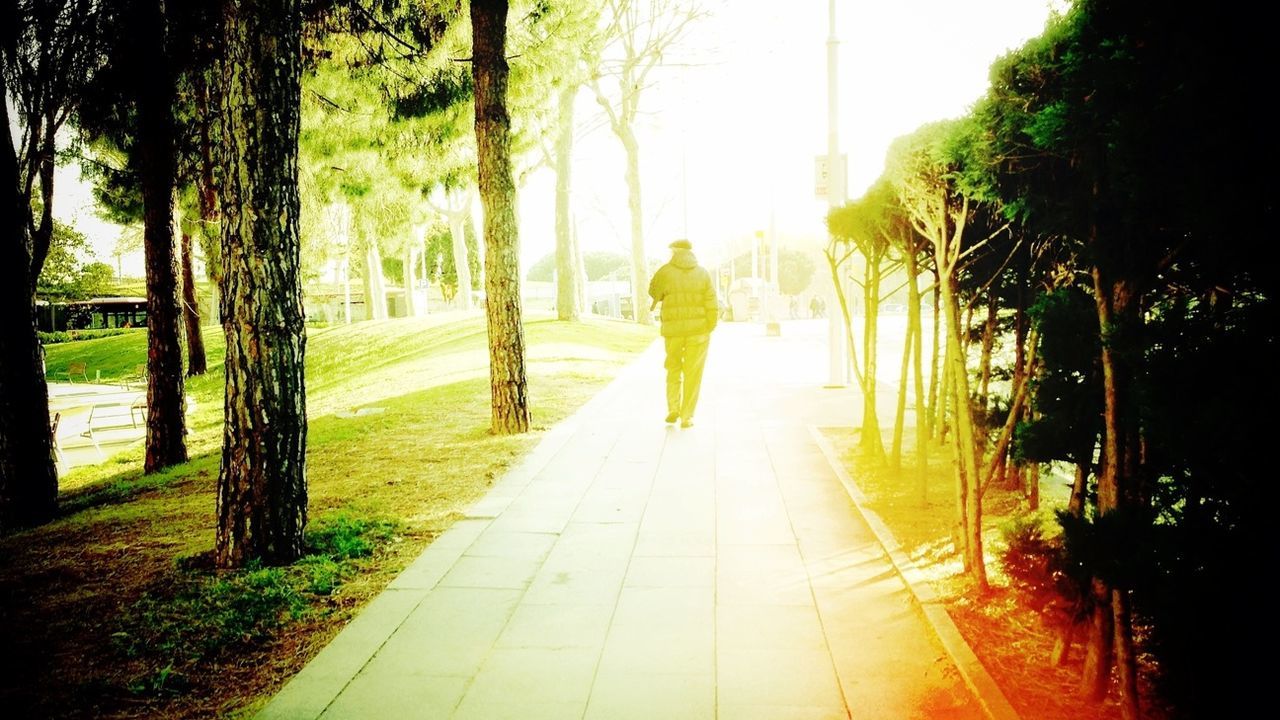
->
39, 328, 134, 345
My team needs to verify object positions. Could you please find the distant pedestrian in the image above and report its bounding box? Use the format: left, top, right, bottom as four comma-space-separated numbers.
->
790, 295, 800, 319
648, 239, 719, 428
809, 295, 823, 318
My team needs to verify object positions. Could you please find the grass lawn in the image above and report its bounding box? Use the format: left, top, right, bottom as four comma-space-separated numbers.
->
2, 313, 656, 720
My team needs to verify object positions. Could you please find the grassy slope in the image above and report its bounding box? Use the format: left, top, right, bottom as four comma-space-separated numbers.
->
7, 313, 656, 719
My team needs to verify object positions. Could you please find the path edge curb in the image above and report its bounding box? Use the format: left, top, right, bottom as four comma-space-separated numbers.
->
808, 425, 1023, 720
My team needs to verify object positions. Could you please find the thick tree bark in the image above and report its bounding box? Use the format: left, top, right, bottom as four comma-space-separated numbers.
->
136, 0, 188, 473
554, 85, 580, 321
472, 0, 530, 435
0, 72, 58, 529
214, 0, 308, 568
180, 229, 208, 376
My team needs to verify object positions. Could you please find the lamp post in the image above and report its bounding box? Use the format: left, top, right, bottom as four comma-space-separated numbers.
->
765, 199, 780, 336
825, 0, 847, 386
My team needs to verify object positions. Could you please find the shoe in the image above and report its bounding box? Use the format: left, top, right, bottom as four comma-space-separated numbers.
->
681, 419, 694, 428
665, 412, 679, 424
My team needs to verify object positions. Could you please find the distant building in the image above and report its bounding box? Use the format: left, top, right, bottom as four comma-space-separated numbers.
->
37, 297, 147, 332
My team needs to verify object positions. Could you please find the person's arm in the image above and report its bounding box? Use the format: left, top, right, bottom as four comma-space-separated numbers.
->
648, 268, 664, 310
704, 276, 719, 332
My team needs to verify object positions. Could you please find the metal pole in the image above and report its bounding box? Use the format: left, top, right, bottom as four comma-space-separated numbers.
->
826, 0, 847, 386
765, 197, 780, 336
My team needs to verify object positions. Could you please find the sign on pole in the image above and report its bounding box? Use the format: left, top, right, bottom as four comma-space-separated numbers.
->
815, 154, 848, 200
814, 156, 829, 199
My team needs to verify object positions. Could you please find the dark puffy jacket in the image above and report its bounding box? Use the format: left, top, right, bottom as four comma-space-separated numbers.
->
648, 249, 719, 338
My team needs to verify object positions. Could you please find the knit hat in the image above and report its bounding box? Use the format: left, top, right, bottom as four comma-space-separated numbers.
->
669, 239, 692, 250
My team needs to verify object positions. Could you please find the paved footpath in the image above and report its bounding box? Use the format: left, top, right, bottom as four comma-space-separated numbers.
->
257, 320, 993, 720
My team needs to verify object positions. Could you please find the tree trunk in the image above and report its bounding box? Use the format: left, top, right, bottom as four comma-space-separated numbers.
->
927, 270, 942, 440
946, 337, 968, 562
403, 243, 418, 318
860, 258, 884, 460
572, 214, 588, 313
944, 272, 987, 592
0, 72, 57, 529
938, 317, 951, 446
824, 249, 863, 391
1087, 260, 1142, 715
1052, 457, 1091, 666
554, 84, 580, 321
621, 128, 651, 325
1005, 261, 1029, 489
136, 0, 188, 473
1112, 587, 1141, 720
31, 118, 57, 285
908, 253, 928, 504
891, 316, 912, 471
472, 0, 530, 435
976, 333, 1036, 500
196, 60, 223, 294
342, 248, 352, 323
1080, 577, 1115, 699
1025, 455, 1040, 510
214, 0, 308, 568
180, 228, 208, 376
448, 192, 474, 311
977, 289, 998, 410
364, 240, 387, 320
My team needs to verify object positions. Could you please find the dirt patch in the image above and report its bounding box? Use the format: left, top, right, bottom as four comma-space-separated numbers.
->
820, 427, 1168, 720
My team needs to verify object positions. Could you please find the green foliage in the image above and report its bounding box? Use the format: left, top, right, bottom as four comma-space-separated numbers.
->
41, 329, 159, 382
1014, 287, 1101, 465
390, 65, 473, 119
725, 248, 815, 297
38, 328, 131, 345
33, 311, 656, 715
526, 249, 632, 283
114, 512, 402, 696
305, 514, 400, 561
79, 261, 115, 296
36, 219, 106, 300
776, 250, 815, 296
424, 221, 481, 292
114, 562, 307, 668
997, 511, 1087, 623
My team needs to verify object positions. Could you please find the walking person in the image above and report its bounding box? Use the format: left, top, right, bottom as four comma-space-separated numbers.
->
649, 239, 719, 428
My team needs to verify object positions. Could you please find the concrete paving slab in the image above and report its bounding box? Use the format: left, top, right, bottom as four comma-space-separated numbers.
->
584, 672, 714, 720
253, 321, 1005, 720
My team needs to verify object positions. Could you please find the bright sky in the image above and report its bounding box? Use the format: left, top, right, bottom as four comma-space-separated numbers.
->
56, 0, 1057, 279
520, 0, 1058, 270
